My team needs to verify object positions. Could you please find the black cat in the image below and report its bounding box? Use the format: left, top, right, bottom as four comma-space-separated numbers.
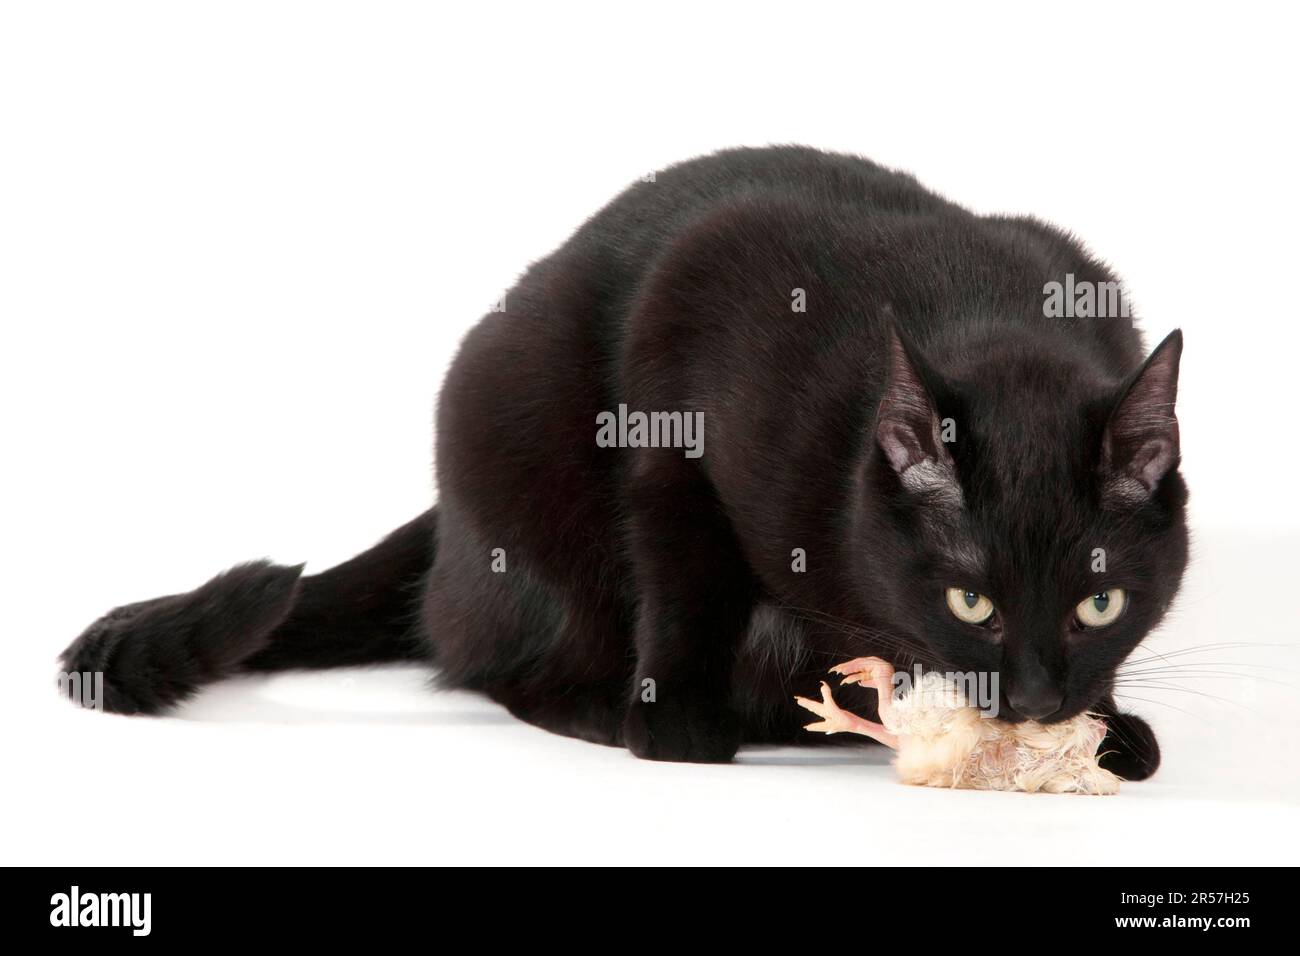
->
62, 146, 1186, 778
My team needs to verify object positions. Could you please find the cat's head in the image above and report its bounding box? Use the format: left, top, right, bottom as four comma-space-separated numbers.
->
860, 325, 1188, 723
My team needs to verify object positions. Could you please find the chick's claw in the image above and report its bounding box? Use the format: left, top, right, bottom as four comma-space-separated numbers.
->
831, 656, 894, 686
829, 656, 898, 724
794, 681, 899, 748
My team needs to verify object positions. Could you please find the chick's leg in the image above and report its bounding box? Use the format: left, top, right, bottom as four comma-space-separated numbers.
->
830, 656, 898, 727
794, 681, 899, 748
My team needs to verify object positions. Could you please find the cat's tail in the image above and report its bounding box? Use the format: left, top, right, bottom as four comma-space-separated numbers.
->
59, 508, 437, 714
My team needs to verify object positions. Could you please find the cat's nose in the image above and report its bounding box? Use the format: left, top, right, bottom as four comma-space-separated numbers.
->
1007, 686, 1063, 721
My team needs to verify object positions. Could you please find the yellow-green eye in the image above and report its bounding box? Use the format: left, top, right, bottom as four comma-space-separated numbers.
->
1076, 589, 1126, 628
945, 588, 995, 625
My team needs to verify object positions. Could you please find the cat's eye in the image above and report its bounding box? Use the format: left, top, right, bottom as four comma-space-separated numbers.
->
945, 588, 995, 625
1075, 589, 1127, 628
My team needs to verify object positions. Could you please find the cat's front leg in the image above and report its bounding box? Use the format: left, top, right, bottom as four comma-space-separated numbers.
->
1095, 697, 1161, 780
621, 456, 754, 763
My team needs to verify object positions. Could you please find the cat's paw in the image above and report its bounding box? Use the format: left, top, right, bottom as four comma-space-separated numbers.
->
622, 691, 740, 763
1097, 710, 1161, 780
59, 596, 172, 714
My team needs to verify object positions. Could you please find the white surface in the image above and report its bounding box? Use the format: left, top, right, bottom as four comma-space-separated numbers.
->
3, 2, 1299, 865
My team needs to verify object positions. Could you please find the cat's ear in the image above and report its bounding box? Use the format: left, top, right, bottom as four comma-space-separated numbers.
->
875, 329, 961, 504
1100, 329, 1183, 505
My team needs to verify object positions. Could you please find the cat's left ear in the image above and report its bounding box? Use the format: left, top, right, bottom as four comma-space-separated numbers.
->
1100, 329, 1183, 504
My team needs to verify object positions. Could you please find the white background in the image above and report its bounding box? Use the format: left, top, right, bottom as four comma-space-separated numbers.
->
3, 2, 1298, 865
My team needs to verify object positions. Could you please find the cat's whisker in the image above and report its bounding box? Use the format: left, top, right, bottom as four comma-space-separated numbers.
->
776, 605, 939, 664
782, 613, 933, 659
1118, 661, 1295, 673
1114, 668, 1300, 690
1111, 693, 1216, 726
1111, 681, 1262, 714
1124, 641, 1293, 666
1118, 660, 1299, 674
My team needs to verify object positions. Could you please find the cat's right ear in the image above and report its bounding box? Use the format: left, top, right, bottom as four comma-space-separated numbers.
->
875, 329, 961, 505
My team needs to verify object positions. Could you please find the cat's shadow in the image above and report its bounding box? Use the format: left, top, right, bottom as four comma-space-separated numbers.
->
737, 746, 891, 767
171, 669, 894, 768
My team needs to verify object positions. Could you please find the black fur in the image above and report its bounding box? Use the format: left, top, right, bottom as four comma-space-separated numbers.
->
63, 147, 1187, 779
